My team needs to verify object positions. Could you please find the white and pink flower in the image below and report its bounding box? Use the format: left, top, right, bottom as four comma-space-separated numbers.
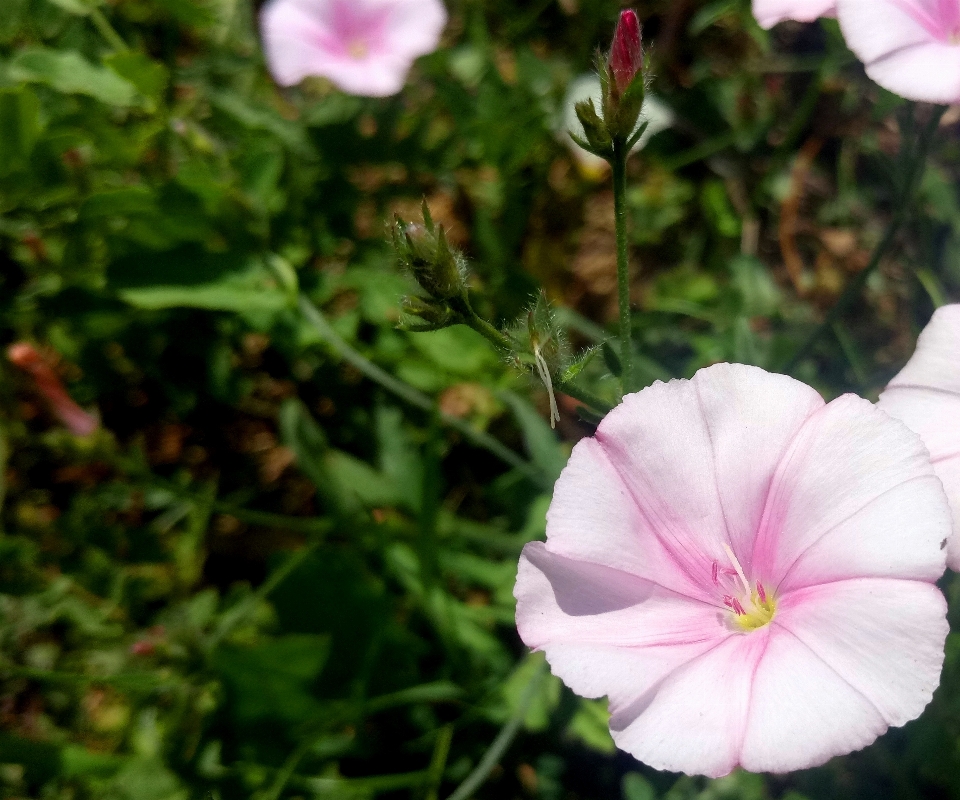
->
879, 304, 960, 570
259, 0, 447, 97
752, 0, 836, 28
838, 0, 960, 104
515, 363, 950, 776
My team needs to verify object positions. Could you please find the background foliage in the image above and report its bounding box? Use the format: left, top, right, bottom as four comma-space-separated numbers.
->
1, 0, 960, 798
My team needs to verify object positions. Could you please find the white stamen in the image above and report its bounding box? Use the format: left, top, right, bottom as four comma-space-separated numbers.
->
722, 543, 751, 596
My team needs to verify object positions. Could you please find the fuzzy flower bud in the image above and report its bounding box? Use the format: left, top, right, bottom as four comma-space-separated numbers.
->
608, 10, 643, 95
392, 203, 467, 301
601, 9, 646, 140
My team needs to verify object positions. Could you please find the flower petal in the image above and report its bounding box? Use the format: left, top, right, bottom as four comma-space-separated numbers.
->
610, 632, 770, 778
545, 436, 707, 599
751, 394, 947, 586
775, 578, 947, 727
740, 625, 886, 772
592, 364, 822, 588
838, 0, 960, 103
752, 0, 836, 28
879, 305, 960, 568
380, 0, 448, 61
515, 542, 730, 704
515, 542, 726, 651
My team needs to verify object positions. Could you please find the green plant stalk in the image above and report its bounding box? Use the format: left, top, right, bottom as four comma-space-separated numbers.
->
460, 302, 611, 414
299, 296, 550, 488
89, 8, 129, 52
783, 104, 946, 372
612, 138, 633, 394
444, 660, 546, 800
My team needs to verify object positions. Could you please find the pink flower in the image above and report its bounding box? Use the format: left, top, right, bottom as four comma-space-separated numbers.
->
259, 0, 447, 97
838, 0, 960, 102
608, 10, 643, 94
879, 305, 960, 569
515, 364, 949, 776
752, 0, 836, 28
8, 343, 99, 437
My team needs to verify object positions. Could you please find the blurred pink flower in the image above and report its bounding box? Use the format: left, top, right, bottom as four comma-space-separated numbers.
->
838, 0, 960, 102
515, 363, 949, 777
879, 305, 960, 569
259, 0, 447, 97
8, 343, 99, 437
752, 0, 836, 28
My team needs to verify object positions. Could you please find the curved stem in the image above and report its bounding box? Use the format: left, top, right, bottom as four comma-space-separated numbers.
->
444, 661, 546, 800
612, 138, 633, 394
782, 104, 946, 373
299, 297, 549, 489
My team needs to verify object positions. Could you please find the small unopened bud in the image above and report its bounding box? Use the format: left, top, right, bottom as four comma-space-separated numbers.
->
392, 213, 466, 301
608, 10, 643, 95
400, 295, 455, 328
601, 9, 646, 140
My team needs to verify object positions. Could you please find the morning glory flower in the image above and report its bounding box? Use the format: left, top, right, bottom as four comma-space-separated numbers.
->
259, 0, 447, 97
838, 0, 960, 103
879, 305, 960, 569
515, 363, 949, 776
752, 0, 836, 28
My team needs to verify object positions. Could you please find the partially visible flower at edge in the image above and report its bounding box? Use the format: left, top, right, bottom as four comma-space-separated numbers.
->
838, 0, 960, 103
515, 363, 949, 776
259, 0, 447, 97
752, 0, 836, 28
8, 343, 99, 437
879, 304, 960, 569
562, 74, 674, 179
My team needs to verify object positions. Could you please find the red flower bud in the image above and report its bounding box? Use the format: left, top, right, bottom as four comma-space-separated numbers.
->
608, 10, 643, 94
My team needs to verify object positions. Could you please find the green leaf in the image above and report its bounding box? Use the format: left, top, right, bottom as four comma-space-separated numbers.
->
622, 773, 657, 800
9, 48, 138, 107
215, 634, 331, 723
500, 391, 568, 482
104, 51, 169, 110
44, 0, 101, 14
0, 86, 41, 175
565, 699, 616, 754
108, 247, 291, 314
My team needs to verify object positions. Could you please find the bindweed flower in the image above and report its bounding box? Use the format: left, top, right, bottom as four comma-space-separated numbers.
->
8, 343, 99, 437
259, 0, 447, 97
879, 305, 960, 569
515, 363, 949, 776
838, 0, 960, 103
752, 0, 836, 28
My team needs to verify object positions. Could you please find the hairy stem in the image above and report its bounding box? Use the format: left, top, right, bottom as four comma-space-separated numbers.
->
612, 138, 633, 394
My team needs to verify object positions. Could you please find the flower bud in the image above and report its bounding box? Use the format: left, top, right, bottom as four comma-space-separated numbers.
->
391, 207, 467, 301
400, 295, 456, 328
602, 9, 646, 140
608, 10, 643, 95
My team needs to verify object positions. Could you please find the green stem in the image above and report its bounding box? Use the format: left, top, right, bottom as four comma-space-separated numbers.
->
299, 297, 549, 489
557, 380, 612, 414
444, 660, 546, 800
89, 8, 129, 52
612, 139, 633, 394
782, 104, 946, 373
